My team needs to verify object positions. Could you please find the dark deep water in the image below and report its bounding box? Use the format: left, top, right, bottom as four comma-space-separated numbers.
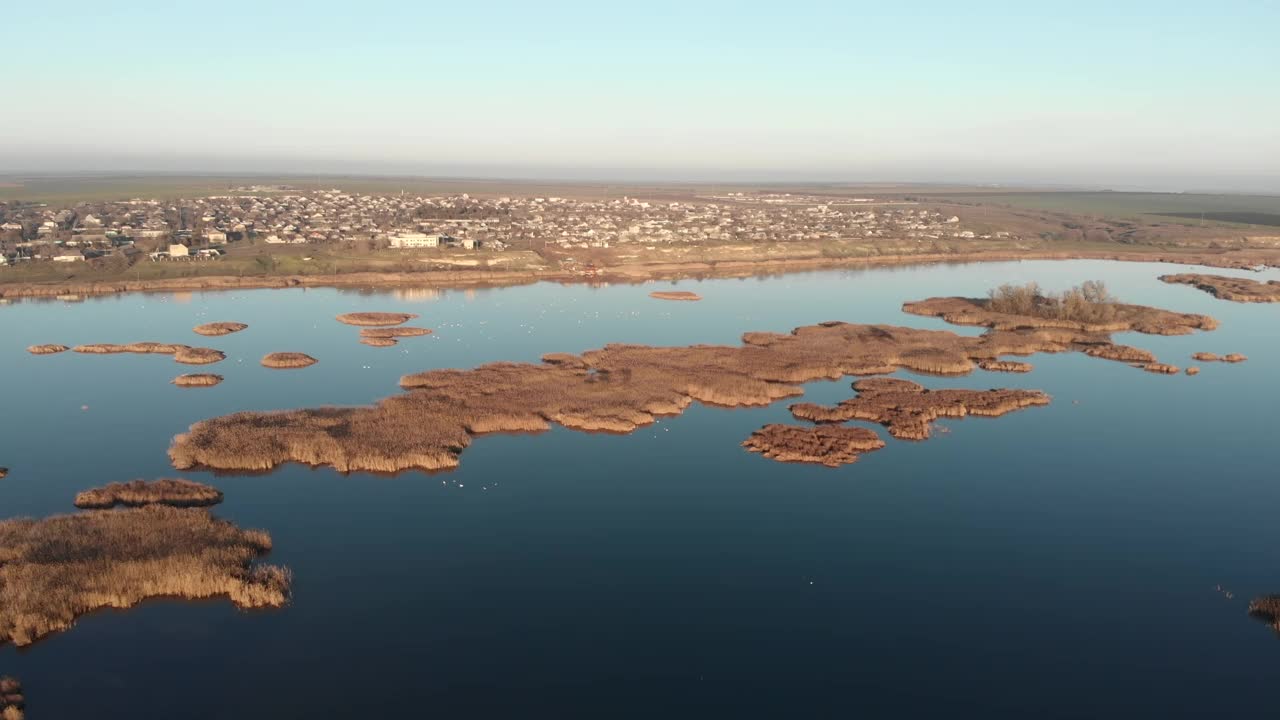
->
2, 260, 1279, 719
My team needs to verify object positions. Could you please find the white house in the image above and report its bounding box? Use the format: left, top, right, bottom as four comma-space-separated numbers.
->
168, 244, 190, 258
389, 232, 441, 249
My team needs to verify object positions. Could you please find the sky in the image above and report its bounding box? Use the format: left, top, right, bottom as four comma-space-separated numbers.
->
4, 0, 1278, 191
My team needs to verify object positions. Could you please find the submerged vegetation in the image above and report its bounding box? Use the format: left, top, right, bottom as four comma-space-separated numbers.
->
193, 321, 249, 336
74, 479, 224, 509
742, 424, 884, 467
169, 290, 1210, 475
0, 506, 289, 647
336, 312, 418, 326
261, 352, 318, 369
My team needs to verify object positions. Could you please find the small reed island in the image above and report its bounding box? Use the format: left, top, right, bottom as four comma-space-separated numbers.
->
193, 321, 249, 336
1160, 273, 1280, 303
336, 312, 418, 326
0, 505, 289, 647
0, 468, 7, 480
978, 359, 1033, 373
262, 352, 318, 369
74, 478, 224, 509
0, 677, 23, 720
358, 326, 434, 348
168, 282, 1214, 475
1192, 352, 1247, 363
174, 347, 226, 365
26, 344, 68, 355
173, 373, 223, 387
649, 290, 702, 301
791, 377, 1050, 440
742, 424, 885, 467
1248, 595, 1280, 632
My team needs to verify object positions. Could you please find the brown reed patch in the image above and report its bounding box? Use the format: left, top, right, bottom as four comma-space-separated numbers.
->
359, 327, 433, 338
0, 468, 7, 480
168, 292, 1215, 476
1133, 362, 1180, 374
1248, 595, 1280, 632
978, 359, 1033, 373
1194, 352, 1247, 363
174, 347, 226, 365
1161, 273, 1280, 303
1186, 366, 1200, 376
336, 312, 418, 326
193, 321, 248, 336
0, 677, 22, 719
742, 424, 884, 467
26, 344, 68, 355
74, 478, 223, 509
790, 377, 1050, 440
74, 342, 188, 355
904, 295, 1217, 335
261, 352, 318, 369
0, 506, 289, 647
649, 290, 702, 301
360, 337, 398, 348
173, 373, 223, 387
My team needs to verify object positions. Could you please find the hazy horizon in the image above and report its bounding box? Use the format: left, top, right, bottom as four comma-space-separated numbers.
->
7, 1, 1278, 193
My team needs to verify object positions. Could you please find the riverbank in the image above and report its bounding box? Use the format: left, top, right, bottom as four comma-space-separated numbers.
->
1, 246, 1276, 301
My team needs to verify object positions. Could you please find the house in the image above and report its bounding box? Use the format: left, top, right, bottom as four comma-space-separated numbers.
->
168, 244, 190, 258
389, 232, 442, 249
205, 230, 227, 243
53, 251, 85, 263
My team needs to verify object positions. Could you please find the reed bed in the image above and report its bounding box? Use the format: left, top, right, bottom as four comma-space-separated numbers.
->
0, 506, 289, 647
1161, 273, 1280, 303
0, 468, 7, 480
790, 377, 1050, 440
26, 344, 68, 355
1248, 595, 1280, 631
1193, 352, 1247, 363
359, 327, 433, 338
74, 478, 223, 509
649, 290, 702, 301
166, 290, 1215, 475
74, 342, 189, 355
335, 312, 418, 326
1133, 362, 1180, 374
261, 352, 318, 369
173, 373, 223, 387
742, 424, 884, 467
978, 359, 1033, 373
0, 677, 21, 720
193, 321, 249, 336
360, 337, 398, 348
1186, 366, 1200, 376
174, 347, 226, 365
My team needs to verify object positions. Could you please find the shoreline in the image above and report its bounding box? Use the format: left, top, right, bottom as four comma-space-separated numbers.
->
0, 247, 1275, 301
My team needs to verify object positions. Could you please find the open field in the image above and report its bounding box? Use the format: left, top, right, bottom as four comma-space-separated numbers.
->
907, 191, 1280, 226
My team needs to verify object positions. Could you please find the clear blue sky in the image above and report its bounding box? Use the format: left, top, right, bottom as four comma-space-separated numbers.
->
5, 0, 1278, 190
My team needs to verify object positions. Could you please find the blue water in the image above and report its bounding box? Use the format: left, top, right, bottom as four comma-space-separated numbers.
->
1, 260, 1278, 718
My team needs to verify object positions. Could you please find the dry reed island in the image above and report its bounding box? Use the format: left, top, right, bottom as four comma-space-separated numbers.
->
791, 377, 1050, 440
0, 677, 23, 720
262, 352, 318, 369
357, 326, 434, 348
193, 321, 249, 336
335, 312, 418, 326
73, 478, 223, 509
25, 344, 68, 355
64, 342, 226, 365
649, 290, 702, 301
742, 425, 885, 467
1248, 596, 1280, 632
173, 373, 223, 387
168, 283, 1214, 476
1160, 273, 1280, 303
0, 505, 289, 647
1191, 352, 1247, 363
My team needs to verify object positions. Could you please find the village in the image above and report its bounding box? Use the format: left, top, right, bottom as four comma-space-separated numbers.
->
0, 190, 999, 268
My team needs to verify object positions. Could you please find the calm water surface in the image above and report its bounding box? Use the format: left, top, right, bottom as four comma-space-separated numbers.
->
1, 260, 1279, 718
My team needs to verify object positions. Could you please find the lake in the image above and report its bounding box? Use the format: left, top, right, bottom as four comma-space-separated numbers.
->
2, 260, 1278, 718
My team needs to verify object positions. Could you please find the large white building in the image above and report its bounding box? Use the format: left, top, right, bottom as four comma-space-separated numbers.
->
389, 232, 442, 249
